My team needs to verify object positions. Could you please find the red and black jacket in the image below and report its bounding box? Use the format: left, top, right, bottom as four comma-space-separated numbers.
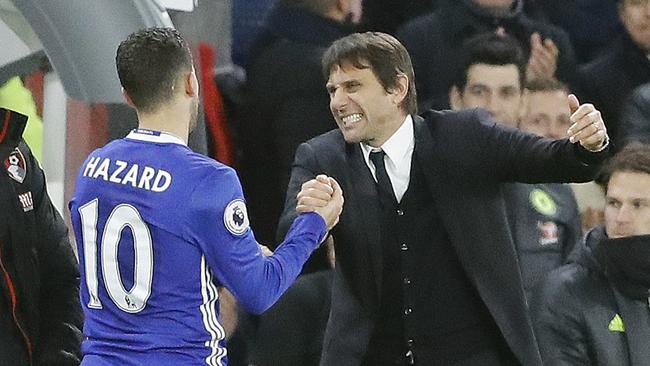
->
0, 108, 82, 365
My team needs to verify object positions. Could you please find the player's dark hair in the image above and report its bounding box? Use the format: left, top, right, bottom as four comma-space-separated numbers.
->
116, 27, 192, 113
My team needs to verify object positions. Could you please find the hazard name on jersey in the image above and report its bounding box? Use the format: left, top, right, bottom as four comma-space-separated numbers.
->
82, 156, 172, 192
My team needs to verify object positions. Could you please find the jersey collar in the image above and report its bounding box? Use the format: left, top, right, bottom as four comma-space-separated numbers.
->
126, 129, 187, 146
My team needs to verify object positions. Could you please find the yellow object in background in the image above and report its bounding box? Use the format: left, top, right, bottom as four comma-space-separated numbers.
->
0, 76, 43, 161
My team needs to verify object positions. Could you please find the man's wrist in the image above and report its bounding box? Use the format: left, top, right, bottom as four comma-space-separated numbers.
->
586, 134, 610, 152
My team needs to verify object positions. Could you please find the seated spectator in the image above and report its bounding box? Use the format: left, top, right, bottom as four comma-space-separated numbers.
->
519, 78, 574, 139
532, 142, 650, 365
397, 0, 576, 110
620, 82, 650, 145
577, 0, 650, 148
449, 32, 524, 128
521, 77, 604, 234
449, 33, 582, 297
240, 0, 359, 266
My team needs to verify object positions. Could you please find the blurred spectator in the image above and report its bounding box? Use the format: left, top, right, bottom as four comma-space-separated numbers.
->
449, 33, 582, 298
519, 78, 572, 139
525, 0, 622, 64
521, 78, 605, 234
232, 0, 274, 67
577, 0, 650, 149
620, 83, 650, 145
449, 32, 525, 128
240, 0, 360, 270
532, 142, 650, 365
360, 0, 436, 34
0, 108, 82, 366
397, 0, 576, 111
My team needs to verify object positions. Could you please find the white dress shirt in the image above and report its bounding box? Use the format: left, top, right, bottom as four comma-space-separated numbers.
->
360, 115, 415, 203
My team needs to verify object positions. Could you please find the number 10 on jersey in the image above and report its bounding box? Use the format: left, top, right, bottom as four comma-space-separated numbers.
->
78, 198, 154, 313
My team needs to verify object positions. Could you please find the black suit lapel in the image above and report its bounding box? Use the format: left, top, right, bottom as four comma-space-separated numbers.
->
345, 143, 383, 296
412, 116, 442, 203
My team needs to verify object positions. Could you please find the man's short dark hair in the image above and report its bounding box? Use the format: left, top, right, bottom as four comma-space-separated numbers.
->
453, 32, 526, 92
116, 27, 192, 113
322, 32, 418, 115
602, 142, 650, 189
525, 77, 569, 94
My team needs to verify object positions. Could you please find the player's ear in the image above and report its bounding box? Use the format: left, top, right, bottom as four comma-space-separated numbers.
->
184, 68, 199, 97
122, 88, 135, 107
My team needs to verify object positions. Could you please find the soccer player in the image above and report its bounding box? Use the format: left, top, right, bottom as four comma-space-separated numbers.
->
69, 27, 343, 366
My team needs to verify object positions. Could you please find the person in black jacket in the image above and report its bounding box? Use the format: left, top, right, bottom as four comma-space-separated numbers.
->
278, 32, 609, 366
359, 0, 437, 34
396, 0, 576, 111
240, 0, 359, 268
532, 142, 650, 366
0, 108, 83, 366
577, 0, 650, 148
620, 83, 650, 146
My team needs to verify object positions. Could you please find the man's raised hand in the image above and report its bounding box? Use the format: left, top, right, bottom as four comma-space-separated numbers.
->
566, 94, 608, 151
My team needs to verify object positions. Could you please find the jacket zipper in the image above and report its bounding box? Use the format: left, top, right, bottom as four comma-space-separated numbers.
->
0, 240, 33, 363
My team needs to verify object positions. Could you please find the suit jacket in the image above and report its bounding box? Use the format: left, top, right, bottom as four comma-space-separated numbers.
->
278, 108, 607, 366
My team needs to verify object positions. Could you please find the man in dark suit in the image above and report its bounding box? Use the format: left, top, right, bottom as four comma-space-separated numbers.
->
278, 32, 609, 366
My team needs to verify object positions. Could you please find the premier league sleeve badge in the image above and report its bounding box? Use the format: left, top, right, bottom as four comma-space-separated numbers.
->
5, 147, 26, 183
224, 199, 250, 236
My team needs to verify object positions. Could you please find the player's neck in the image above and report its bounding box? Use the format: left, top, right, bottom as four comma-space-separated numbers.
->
136, 106, 189, 144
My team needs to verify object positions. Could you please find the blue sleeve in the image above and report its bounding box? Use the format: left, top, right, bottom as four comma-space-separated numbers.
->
184, 166, 327, 314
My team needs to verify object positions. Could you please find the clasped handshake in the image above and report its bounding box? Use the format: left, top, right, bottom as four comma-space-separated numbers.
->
296, 174, 344, 230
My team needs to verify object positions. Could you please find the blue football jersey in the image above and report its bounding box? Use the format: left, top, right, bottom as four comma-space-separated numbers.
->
69, 129, 326, 366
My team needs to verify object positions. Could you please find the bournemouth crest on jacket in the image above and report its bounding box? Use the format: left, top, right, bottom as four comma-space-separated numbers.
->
5, 147, 26, 183
18, 191, 33, 212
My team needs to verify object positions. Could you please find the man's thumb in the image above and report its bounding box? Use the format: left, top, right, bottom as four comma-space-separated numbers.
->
568, 94, 580, 114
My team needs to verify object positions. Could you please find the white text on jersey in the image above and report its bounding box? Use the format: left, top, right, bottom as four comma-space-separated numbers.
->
82, 157, 172, 192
